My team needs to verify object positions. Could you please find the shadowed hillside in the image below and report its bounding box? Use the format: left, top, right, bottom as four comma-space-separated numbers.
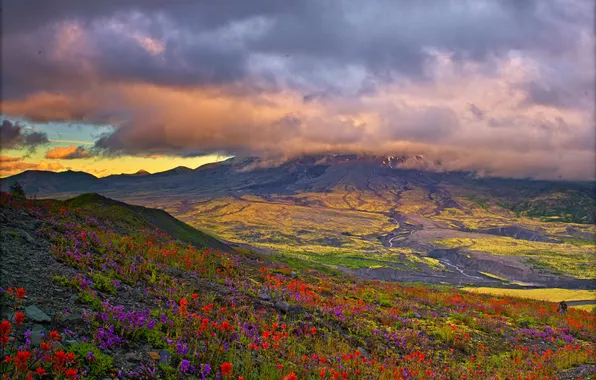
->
64, 193, 230, 251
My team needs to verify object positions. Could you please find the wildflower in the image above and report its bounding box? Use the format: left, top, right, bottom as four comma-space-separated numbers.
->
15, 312, 25, 325
16, 288, 27, 301
15, 350, 32, 371
0, 320, 11, 346
221, 362, 233, 378
201, 363, 212, 377
35, 367, 47, 376
86, 351, 96, 361
65, 368, 78, 379
49, 330, 61, 341
283, 372, 298, 380
320, 368, 326, 379
180, 359, 191, 373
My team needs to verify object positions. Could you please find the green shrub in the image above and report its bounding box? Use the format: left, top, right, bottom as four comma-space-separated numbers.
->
78, 290, 103, 311
92, 273, 116, 295
516, 315, 536, 328
68, 342, 113, 379
53, 275, 72, 288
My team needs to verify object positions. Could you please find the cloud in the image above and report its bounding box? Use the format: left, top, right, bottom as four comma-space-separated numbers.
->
0, 155, 66, 177
45, 145, 93, 159
0, 119, 50, 150
0, 0, 594, 179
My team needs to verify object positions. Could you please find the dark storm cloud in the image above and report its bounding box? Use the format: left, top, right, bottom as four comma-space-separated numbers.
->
0, 120, 49, 150
1, 0, 587, 98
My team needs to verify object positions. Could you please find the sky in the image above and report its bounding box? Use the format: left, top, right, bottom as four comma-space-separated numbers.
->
1, 0, 594, 179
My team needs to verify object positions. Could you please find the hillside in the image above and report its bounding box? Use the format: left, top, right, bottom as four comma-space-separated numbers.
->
63, 193, 230, 251
2, 156, 595, 288
0, 192, 595, 379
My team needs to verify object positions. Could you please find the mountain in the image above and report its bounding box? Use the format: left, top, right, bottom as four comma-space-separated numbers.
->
2, 155, 594, 223
0, 169, 99, 194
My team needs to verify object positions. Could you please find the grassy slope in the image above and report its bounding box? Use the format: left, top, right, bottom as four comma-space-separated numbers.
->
65, 193, 230, 251
2, 193, 595, 379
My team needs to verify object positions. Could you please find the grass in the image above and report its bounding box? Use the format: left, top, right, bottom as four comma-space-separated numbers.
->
479, 272, 508, 281
435, 236, 596, 279
461, 287, 596, 303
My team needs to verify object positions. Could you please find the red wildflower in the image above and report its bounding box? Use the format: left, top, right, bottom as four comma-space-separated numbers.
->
15, 350, 32, 371
49, 330, 61, 341
0, 320, 11, 346
283, 372, 297, 380
16, 288, 27, 301
191, 293, 198, 300
15, 312, 25, 325
221, 362, 233, 378
65, 368, 78, 379
35, 367, 46, 376
53, 350, 67, 368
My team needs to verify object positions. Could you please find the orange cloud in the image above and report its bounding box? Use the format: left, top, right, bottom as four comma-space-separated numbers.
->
45, 145, 93, 159
0, 156, 66, 177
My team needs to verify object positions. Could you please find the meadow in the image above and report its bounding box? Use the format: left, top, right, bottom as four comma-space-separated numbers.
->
462, 288, 595, 304
1, 193, 595, 379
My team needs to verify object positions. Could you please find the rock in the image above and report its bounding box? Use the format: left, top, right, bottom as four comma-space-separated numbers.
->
25, 305, 51, 323
65, 312, 84, 325
159, 350, 171, 366
258, 292, 272, 301
63, 338, 78, 346
20, 231, 35, 244
30, 325, 45, 347
124, 352, 141, 363
413, 312, 422, 319
148, 351, 160, 361
274, 301, 290, 313
289, 305, 305, 315
357, 347, 369, 357
291, 271, 298, 278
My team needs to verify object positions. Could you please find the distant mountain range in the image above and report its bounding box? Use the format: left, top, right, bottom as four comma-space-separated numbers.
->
2, 155, 594, 224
